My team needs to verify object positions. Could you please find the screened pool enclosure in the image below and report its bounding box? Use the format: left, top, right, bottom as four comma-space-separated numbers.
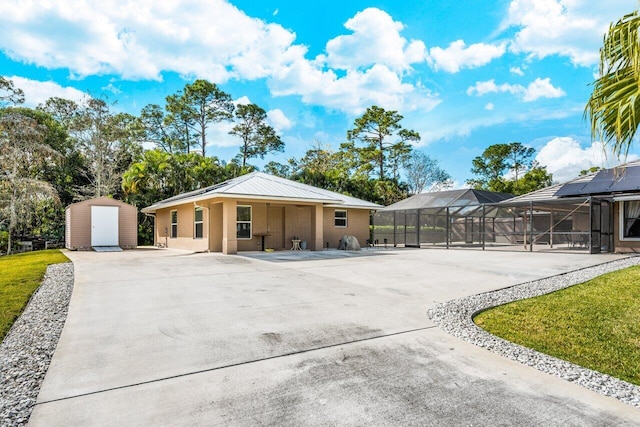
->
372, 187, 612, 254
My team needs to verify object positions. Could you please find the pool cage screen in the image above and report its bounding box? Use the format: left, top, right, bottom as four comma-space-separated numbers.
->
373, 197, 613, 254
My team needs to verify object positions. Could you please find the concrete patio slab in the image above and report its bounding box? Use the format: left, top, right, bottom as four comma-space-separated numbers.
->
29, 248, 640, 425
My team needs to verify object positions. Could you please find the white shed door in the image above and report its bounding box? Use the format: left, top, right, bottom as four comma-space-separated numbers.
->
91, 206, 119, 246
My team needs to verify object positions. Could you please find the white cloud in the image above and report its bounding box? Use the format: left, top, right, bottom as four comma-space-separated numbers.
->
234, 96, 252, 106
267, 109, 292, 132
6, 76, 87, 106
535, 137, 637, 182
428, 40, 506, 73
510, 66, 524, 76
504, 0, 633, 67
485, 103, 495, 111
269, 61, 441, 115
322, 8, 427, 72
467, 77, 565, 102
0, 2, 436, 116
522, 77, 565, 101
207, 120, 239, 148
101, 82, 122, 95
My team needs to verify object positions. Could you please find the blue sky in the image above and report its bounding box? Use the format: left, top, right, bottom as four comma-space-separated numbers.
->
1, 0, 638, 185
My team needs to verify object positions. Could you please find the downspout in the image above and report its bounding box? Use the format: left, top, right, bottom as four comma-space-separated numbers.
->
194, 201, 210, 252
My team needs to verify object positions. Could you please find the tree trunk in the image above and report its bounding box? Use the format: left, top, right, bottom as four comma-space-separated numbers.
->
379, 139, 385, 179
242, 140, 248, 168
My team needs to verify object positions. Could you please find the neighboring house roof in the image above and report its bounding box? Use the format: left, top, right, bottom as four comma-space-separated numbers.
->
141, 172, 382, 212
380, 188, 513, 211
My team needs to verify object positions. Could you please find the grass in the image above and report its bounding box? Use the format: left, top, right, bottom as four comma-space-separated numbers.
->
474, 266, 640, 386
0, 250, 69, 341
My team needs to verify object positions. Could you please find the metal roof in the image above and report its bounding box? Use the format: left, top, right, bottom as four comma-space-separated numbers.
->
380, 188, 513, 211
142, 172, 382, 212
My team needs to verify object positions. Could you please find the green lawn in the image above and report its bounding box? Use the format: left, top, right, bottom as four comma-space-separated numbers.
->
474, 266, 640, 386
0, 250, 69, 341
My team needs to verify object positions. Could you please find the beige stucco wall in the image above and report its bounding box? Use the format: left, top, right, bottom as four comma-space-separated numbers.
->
209, 203, 223, 252
152, 197, 372, 253
323, 208, 370, 248
65, 196, 137, 250
156, 204, 209, 252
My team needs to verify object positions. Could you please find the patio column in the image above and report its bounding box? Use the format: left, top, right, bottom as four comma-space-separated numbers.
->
221, 199, 237, 255
311, 204, 323, 251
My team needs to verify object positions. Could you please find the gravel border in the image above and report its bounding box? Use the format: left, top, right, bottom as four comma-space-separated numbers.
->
0, 263, 74, 427
429, 255, 640, 408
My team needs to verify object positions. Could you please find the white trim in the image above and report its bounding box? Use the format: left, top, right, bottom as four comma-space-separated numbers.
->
334, 209, 348, 228
613, 195, 640, 202
237, 205, 252, 240
618, 199, 640, 241
194, 207, 204, 239
170, 210, 178, 239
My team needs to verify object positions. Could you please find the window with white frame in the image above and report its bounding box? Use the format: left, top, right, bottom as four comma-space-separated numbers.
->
237, 205, 252, 239
170, 210, 178, 238
622, 200, 640, 238
334, 210, 347, 228
194, 207, 204, 239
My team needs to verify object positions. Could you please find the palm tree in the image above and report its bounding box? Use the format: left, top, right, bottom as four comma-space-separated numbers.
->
585, 10, 640, 157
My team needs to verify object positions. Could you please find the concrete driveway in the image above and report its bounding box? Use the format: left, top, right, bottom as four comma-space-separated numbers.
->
30, 248, 640, 426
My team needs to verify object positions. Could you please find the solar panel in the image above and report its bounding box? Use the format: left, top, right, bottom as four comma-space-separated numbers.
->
554, 182, 590, 196
555, 166, 640, 196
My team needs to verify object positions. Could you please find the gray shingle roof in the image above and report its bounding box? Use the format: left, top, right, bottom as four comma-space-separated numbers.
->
142, 172, 382, 212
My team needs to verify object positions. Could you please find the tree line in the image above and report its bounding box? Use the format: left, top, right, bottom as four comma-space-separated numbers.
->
4, 4, 635, 254
1, 75, 555, 254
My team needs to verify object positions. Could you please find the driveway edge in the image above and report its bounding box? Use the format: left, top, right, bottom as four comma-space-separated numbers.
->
429, 255, 640, 409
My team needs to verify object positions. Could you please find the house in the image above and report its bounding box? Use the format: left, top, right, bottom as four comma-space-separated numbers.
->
141, 172, 382, 254
65, 197, 138, 250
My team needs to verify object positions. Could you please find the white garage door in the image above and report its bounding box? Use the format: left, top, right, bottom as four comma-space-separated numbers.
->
91, 206, 119, 247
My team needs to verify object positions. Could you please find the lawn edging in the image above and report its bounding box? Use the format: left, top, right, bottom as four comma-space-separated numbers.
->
428, 256, 640, 409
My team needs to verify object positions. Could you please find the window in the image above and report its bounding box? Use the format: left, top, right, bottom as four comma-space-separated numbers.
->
335, 210, 347, 228
237, 205, 252, 239
622, 200, 640, 238
170, 210, 178, 238
194, 207, 204, 239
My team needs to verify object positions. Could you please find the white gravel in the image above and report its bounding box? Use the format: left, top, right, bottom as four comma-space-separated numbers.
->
429, 255, 640, 408
0, 263, 74, 427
